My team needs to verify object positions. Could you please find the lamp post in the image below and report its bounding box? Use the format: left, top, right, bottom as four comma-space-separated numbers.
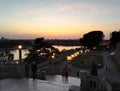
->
18, 45, 22, 62
51, 53, 55, 74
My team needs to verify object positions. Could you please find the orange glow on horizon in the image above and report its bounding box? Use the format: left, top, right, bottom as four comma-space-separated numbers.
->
4, 22, 114, 39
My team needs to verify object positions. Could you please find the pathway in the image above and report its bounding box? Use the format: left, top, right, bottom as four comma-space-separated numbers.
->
98, 51, 120, 83
0, 75, 80, 91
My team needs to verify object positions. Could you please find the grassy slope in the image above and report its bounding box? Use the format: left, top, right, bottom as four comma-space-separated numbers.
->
70, 52, 103, 68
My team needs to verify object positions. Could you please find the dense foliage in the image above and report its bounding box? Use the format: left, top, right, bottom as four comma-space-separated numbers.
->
80, 31, 104, 49
0, 39, 33, 49
0, 50, 14, 61
110, 30, 120, 48
24, 37, 59, 64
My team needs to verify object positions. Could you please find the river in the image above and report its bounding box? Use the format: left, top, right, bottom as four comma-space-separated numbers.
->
10, 45, 81, 60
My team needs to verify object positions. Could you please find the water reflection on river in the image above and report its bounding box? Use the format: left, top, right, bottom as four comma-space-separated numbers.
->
53, 45, 80, 52
11, 46, 80, 60
10, 49, 29, 60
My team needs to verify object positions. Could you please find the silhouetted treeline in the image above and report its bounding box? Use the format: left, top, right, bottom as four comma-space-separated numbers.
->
0, 39, 81, 49
110, 30, 120, 48
80, 30, 104, 49
0, 39, 33, 49
24, 38, 60, 64
46, 39, 81, 46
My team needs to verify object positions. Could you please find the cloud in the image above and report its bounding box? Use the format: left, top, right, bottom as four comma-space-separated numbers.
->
57, 3, 95, 10
56, 2, 113, 14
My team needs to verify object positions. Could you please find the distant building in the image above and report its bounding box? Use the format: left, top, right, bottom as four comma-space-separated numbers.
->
99, 40, 110, 50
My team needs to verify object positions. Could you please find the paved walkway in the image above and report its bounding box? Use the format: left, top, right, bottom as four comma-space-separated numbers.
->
0, 75, 80, 91
46, 75, 80, 86
98, 51, 120, 83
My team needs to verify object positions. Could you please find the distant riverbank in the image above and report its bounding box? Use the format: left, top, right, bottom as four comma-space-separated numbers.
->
0, 39, 81, 49
10, 45, 81, 60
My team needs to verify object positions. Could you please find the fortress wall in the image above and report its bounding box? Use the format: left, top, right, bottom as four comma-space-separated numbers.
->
114, 43, 120, 65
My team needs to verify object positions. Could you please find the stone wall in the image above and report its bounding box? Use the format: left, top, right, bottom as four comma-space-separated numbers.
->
80, 72, 112, 91
0, 66, 17, 78
0, 64, 25, 79
114, 43, 120, 65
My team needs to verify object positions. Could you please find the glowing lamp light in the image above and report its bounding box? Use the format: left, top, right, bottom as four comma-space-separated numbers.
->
52, 55, 55, 59
71, 54, 75, 58
80, 50, 83, 53
67, 56, 72, 61
53, 53, 56, 56
49, 49, 52, 52
18, 45, 22, 49
37, 50, 40, 52
16, 61, 19, 64
74, 53, 78, 57
85, 50, 88, 53
88, 49, 90, 52
93, 47, 96, 50
76, 52, 79, 55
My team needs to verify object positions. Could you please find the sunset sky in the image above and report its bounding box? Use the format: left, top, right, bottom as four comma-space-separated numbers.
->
0, 0, 120, 39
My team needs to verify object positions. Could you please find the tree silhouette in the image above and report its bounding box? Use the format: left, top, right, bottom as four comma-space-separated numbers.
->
8, 54, 14, 61
110, 30, 120, 48
81, 31, 104, 49
24, 37, 59, 64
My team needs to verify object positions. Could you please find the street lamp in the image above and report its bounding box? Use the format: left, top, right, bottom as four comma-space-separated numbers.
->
67, 56, 72, 61
51, 53, 55, 74
52, 55, 55, 59
18, 45, 22, 62
16, 61, 19, 64
93, 47, 96, 50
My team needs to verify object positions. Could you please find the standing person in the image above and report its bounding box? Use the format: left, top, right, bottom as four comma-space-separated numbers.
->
63, 65, 69, 83
31, 61, 37, 80
25, 62, 29, 78
64, 69, 68, 83
61, 68, 65, 81
76, 71, 79, 77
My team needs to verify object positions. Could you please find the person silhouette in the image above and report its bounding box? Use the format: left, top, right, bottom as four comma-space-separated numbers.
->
25, 62, 29, 77
31, 61, 37, 80
64, 69, 68, 83
61, 65, 68, 83
76, 71, 79, 77
61, 69, 65, 81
